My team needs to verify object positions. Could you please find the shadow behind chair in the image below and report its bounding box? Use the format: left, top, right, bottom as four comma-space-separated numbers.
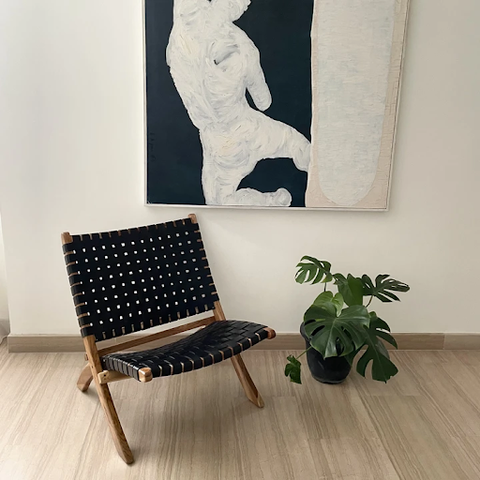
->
61, 214, 276, 464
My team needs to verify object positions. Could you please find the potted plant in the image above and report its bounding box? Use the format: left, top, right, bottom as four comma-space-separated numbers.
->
285, 256, 410, 385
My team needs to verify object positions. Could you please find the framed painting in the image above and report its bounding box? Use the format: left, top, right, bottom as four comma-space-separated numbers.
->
144, 0, 410, 210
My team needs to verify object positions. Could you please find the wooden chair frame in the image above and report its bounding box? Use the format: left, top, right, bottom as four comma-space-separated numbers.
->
62, 214, 276, 464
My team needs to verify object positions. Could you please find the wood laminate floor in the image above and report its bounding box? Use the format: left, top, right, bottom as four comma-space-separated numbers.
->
1, 340, 480, 480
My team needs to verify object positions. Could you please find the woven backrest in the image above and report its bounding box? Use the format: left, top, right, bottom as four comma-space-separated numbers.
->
62, 216, 219, 342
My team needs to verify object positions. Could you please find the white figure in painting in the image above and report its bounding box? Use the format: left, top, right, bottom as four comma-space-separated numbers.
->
167, 0, 311, 206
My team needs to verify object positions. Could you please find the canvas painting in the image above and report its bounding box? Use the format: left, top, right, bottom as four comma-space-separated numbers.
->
144, 0, 410, 210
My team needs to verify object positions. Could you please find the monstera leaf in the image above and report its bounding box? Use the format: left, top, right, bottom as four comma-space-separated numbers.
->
368, 313, 398, 349
333, 273, 364, 306
285, 355, 302, 384
295, 256, 333, 285
303, 292, 370, 358
355, 312, 399, 382
362, 274, 410, 303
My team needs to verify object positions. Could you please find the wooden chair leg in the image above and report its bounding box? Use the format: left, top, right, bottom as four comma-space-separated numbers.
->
81, 336, 133, 463
77, 364, 93, 392
93, 376, 134, 464
231, 353, 264, 408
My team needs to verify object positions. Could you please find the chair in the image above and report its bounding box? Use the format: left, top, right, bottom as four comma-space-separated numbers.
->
61, 214, 276, 464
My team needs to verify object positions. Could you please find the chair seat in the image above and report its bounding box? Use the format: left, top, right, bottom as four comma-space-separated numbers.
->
101, 320, 269, 381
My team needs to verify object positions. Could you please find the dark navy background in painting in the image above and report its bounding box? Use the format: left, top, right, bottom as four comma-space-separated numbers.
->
145, 0, 313, 206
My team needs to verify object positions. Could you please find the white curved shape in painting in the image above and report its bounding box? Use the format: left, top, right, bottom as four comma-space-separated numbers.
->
313, 0, 396, 206
167, 0, 311, 206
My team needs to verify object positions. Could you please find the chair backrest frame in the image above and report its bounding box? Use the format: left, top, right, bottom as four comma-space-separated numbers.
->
61, 214, 220, 343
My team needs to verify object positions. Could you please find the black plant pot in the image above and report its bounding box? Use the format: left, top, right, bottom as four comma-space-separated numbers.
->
300, 323, 351, 384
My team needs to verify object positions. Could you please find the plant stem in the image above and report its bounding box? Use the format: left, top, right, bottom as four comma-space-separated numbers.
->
295, 346, 313, 360
366, 295, 374, 307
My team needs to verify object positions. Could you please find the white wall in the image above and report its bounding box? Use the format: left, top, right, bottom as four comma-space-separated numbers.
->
0, 0, 479, 336
0, 216, 9, 321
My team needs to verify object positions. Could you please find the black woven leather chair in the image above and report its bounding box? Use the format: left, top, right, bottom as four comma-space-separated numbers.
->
61, 214, 275, 464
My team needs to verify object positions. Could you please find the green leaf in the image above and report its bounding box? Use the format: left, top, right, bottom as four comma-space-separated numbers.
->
369, 313, 398, 349
362, 274, 410, 303
312, 290, 334, 306
304, 304, 337, 323
334, 273, 364, 306
311, 291, 344, 314
305, 291, 338, 322
295, 257, 332, 285
305, 304, 370, 359
369, 312, 390, 330
331, 292, 344, 316
375, 330, 398, 349
344, 346, 362, 366
285, 355, 302, 384
356, 321, 399, 382
295, 268, 308, 285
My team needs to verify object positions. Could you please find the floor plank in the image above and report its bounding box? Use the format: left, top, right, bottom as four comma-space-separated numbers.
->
1, 340, 480, 479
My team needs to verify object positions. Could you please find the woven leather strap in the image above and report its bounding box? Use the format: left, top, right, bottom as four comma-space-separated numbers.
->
101, 320, 269, 381
62, 217, 218, 341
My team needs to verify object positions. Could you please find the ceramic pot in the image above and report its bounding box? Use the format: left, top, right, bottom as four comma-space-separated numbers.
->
300, 323, 351, 384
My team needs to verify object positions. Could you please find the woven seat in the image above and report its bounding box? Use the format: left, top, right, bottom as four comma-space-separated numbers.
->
102, 320, 269, 380
61, 214, 276, 464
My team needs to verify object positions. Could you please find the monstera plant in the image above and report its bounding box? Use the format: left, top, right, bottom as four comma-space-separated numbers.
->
285, 257, 410, 384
